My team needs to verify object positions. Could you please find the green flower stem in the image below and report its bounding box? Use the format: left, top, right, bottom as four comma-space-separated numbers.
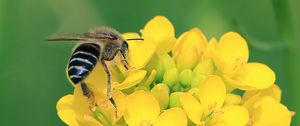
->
93, 109, 112, 126
273, 0, 300, 125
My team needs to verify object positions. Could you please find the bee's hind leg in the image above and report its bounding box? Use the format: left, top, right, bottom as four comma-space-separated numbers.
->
101, 60, 117, 111
80, 82, 97, 108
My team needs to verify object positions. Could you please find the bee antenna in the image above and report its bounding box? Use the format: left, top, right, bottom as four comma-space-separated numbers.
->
126, 38, 144, 41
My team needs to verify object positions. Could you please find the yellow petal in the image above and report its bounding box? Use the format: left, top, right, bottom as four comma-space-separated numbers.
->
172, 31, 188, 57
199, 76, 226, 114
153, 107, 188, 126
72, 85, 108, 125
58, 109, 79, 126
180, 93, 203, 124
57, 95, 74, 110
155, 36, 176, 55
214, 32, 249, 74
111, 90, 127, 118
128, 37, 156, 69
173, 28, 207, 58
233, 63, 276, 90
174, 28, 208, 70
73, 85, 94, 115
142, 16, 175, 54
203, 37, 217, 59
124, 90, 160, 126
142, 16, 174, 42
57, 95, 79, 126
85, 64, 107, 92
77, 119, 104, 126
217, 105, 249, 126
175, 46, 199, 70
248, 96, 291, 126
224, 94, 242, 106
140, 69, 157, 88
243, 84, 281, 102
113, 70, 147, 90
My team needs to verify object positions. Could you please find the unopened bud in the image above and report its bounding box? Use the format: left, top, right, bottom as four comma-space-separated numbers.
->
169, 92, 183, 108
155, 54, 176, 82
193, 59, 214, 75
150, 83, 170, 109
163, 68, 179, 88
179, 69, 194, 87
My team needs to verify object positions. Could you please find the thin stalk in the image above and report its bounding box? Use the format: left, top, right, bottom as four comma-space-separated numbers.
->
93, 109, 113, 126
273, 0, 300, 125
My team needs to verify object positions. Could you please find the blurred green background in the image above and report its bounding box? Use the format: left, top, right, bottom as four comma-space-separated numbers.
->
0, 0, 299, 125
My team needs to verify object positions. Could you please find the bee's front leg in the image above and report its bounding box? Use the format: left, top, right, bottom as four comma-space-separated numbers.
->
118, 49, 130, 70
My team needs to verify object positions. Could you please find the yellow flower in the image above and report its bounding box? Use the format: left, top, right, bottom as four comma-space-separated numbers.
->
57, 85, 113, 126
141, 16, 176, 55
123, 90, 187, 126
173, 28, 208, 70
57, 16, 294, 126
243, 85, 293, 126
213, 32, 276, 90
180, 76, 249, 126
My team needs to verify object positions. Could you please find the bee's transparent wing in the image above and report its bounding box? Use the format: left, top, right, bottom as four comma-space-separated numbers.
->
47, 34, 88, 42
83, 32, 116, 40
47, 33, 116, 42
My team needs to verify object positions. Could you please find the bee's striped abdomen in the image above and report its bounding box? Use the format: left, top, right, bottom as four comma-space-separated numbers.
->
67, 43, 100, 84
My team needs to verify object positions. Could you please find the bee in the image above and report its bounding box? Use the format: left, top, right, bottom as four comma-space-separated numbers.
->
47, 27, 143, 109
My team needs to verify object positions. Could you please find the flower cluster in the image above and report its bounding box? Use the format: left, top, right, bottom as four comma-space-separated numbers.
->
57, 16, 294, 126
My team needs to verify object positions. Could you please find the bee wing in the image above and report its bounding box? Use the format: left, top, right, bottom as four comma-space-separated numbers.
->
47, 32, 116, 42
83, 32, 117, 40
47, 34, 89, 42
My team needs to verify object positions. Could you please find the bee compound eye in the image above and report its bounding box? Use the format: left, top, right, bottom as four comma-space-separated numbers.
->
122, 41, 128, 49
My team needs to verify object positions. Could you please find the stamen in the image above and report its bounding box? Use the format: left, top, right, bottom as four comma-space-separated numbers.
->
83, 114, 94, 121
140, 120, 151, 126
246, 119, 253, 126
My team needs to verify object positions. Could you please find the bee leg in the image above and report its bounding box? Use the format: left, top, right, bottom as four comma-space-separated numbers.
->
118, 50, 130, 70
101, 60, 117, 111
81, 82, 97, 108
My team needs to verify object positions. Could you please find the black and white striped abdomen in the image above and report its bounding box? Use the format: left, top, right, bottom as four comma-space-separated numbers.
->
67, 43, 100, 84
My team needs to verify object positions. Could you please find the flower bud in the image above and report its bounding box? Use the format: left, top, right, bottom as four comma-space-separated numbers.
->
155, 54, 176, 82
176, 48, 199, 71
191, 74, 206, 88
188, 88, 199, 100
163, 68, 179, 88
173, 28, 208, 71
172, 83, 183, 92
169, 92, 183, 108
179, 69, 194, 87
193, 59, 214, 75
150, 83, 170, 109
224, 94, 241, 106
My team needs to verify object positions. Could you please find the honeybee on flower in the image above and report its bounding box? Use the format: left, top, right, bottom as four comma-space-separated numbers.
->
56, 16, 293, 126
